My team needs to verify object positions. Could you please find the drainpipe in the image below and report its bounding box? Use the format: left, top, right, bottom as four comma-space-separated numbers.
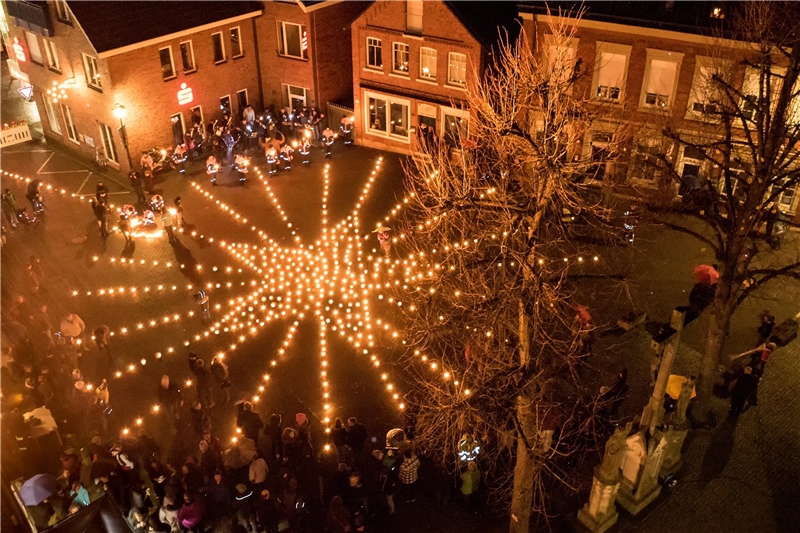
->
310, 12, 320, 110
252, 16, 264, 110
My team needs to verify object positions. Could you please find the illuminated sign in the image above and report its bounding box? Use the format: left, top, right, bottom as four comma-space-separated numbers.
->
12, 37, 25, 62
177, 83, 193, 105
302, 31, 308, 51
17, 86, 33, 101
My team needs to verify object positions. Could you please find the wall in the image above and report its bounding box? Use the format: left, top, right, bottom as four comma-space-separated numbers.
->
351, 0, 482, 154
106, 18, 261, 165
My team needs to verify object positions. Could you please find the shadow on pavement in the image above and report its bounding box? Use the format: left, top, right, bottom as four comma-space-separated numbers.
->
698, 417, 737, 487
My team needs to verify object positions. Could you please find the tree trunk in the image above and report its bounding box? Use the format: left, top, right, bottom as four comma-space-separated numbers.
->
509, 394, 537, 533
694, 295, 734, 422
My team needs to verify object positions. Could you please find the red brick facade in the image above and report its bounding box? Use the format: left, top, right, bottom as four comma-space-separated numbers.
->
351, 0, 484, 154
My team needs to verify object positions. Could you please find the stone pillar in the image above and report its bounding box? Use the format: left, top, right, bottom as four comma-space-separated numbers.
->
616, 433, 668, 515
577, 467, 622, 533
641, 308, 686, 435
658, 424, 689, 479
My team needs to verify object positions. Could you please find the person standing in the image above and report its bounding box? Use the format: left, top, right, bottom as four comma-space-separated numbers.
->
210, 356, 231, 404
129, 170, 147, 204
321, 127, 335, 158
2, 188, 19, 228
118, 214, 133, 243
729, 365, 759, 417
346, 417, 368, 455
193, 359, 214, 409
398, 449, 420, 503
93, 324, 112, 368
95, 181, 108, 203
161, 209, 175, 243
173, 197, 185, 229
460, 461, 480, 512
757, 309, 776, 344
237, 402, 264, 446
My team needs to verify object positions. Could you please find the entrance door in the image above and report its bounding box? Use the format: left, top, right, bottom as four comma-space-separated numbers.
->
219, 96, 232, 117
170, 113, 185, 147
679, 163, 701, 196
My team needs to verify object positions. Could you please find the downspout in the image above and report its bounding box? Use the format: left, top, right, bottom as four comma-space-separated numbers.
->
252, 16, 264, 110
310, 12, 321, 109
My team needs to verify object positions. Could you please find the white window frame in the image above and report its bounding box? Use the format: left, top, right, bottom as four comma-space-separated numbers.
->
211, 32, 226, 64
591, 42, 631, 104
82, 53, 102, 90
236, 89, 249, 111
627, 135, 665, 188
419, 47, 437, 81
219, 95, 232, 116
639, 49, 683, 110
740, 65, 787, 121
366, 37, 383, 70
60, 103, 78, 144
392, 42, 409, 75
190, 105, 204, 126
43, 96, 62, 135
277, 21, 307, 60
170, 112, 186, 146
179, 40, 196, 73
687, 56, 731, 120
98, 122, 118, 163
230, 26, 244, 58
440, 105, 469, 141
544, 34, 579, 92
54, 0, 71, 23
159, 46, 176, 80
363, 90, 410, 143
406, 0, 423, 34
447, 52, 467, 87
24, 31, 42, 65
43, 38, 60, 72
282, 84, 309, 110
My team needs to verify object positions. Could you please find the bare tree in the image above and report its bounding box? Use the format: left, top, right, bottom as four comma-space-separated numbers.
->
645, 2, 800, 421
382, 17, 627, 533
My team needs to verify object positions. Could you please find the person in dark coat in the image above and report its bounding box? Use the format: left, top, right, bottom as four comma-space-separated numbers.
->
332, 418, 348, 459
193, 359, 214, 409
255, 490, 280, 533
265, 414, 283, 466
729, 365, 759, 417
206, 471, 233, 522
236, 402, 264, 445
233, 484, 258, 533
346, 417, 368, 454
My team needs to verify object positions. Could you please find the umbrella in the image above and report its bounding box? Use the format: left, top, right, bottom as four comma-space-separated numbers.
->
373, 226, 390, 233
20, 474, 57, 505
693, 264, 719, 285
665, 374, 697, 401
59, 316, 82, 337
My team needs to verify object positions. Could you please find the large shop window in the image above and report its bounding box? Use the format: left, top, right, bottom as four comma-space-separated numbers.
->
159, 46, 176, 80
448, 52, 466, 86
212, 32, 226, 63
82, 54, 102, 90
278, 22, 307, 60
180, 41, 196, 73
366, 37, 382, 69
366, 92, 409, 141
98, 122, 118, 163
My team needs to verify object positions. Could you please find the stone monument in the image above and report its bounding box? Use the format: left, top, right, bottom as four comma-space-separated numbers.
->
577, 423, 632, 533
659, 377, 693, 478
616, 431, 668, 514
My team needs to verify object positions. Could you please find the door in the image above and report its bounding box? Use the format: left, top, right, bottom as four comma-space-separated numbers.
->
679, 164, 701, 196
170, 113, 185, 147
219, 96, 232, 117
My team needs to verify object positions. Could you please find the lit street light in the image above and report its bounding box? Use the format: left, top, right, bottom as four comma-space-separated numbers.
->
113, 103, 134, 170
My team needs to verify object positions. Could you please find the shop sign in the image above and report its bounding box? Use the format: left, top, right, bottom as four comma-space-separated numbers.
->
12, 37, 26, 62
177, 83, 193, 105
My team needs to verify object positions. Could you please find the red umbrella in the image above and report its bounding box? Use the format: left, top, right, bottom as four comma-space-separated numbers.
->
693, 264, 719, 285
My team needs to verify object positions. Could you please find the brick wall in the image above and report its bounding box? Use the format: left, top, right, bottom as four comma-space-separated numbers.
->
351, 0, 482, 154
106, 20, 261, 164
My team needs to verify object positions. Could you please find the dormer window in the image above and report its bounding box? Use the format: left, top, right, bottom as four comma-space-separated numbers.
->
711, 6, 725, 19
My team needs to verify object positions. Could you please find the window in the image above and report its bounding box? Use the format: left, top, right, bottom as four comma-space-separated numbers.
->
98, 122, 118, 163
688, 57, 729, 118
594, 45, 629, 102
43, 39, 60, 72
180, 41, 196, 73
283, 85, 309, 110
448, 52, 466, 86
220, 96, 231, 116
212, 32, 226, 63
278, 22, 307, 60
773, 178, 797, 212
25, 32, 42, 65
366, 37, 382, 69
630, 140, 662, 182
60, 104, 78, 143
170, 113, 185, 147
546, 35, 579, 88
365, 91, 410, 140
641, 51, 682, 109
588, 132, 613, 181
54, 0, 71, 23
43, 97, 61, 135
190, 105, 204, 128
82, 54, 102, 90
393, 43, 409, 74
420, 47, 437, 80
237, 89, 249, 113
230, 27, 243, 58
739, 66, 785, 121
159, 46, 176, 80
443, 109, 468, 146
406, 0, 423, 34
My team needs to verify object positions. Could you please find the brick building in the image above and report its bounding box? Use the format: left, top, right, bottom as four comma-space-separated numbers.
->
520, 1, 800, 222
350, 0, 518, 154
4, 0, 264, 173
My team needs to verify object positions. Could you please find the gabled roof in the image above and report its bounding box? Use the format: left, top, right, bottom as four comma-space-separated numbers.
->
444, 1, 521, 51
67, 1, 263, 54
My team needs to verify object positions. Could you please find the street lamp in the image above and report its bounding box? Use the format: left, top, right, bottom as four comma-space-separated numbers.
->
113, 103, 134, 170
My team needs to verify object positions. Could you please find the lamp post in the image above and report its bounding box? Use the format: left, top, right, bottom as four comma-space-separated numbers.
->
112, 103, 134, 171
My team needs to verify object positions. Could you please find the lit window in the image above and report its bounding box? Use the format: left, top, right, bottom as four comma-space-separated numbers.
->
82, 54, 102, 90
98, 122, 118, 163
283, 85, 309, 110
420, 47, 437, 80
212, 32, 226, 63
448, 52, 466, 86
230, 27, 243, 58
368, 97, 387, 133
25, 32, 42, 65
43, 39, 60, 72
43, 97, 62, 135
61, 104, 78, 143
644, 59, 678, 107
180, 41, 196, 73
367, 37, 382, 69
366, 92, 409, 140
278, 22, 307, 60
393, 43, 409, 74
159, 46, 176, 80
710, 6, 724, 19
596, 52, 626, 101
688, 58, 728, 118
